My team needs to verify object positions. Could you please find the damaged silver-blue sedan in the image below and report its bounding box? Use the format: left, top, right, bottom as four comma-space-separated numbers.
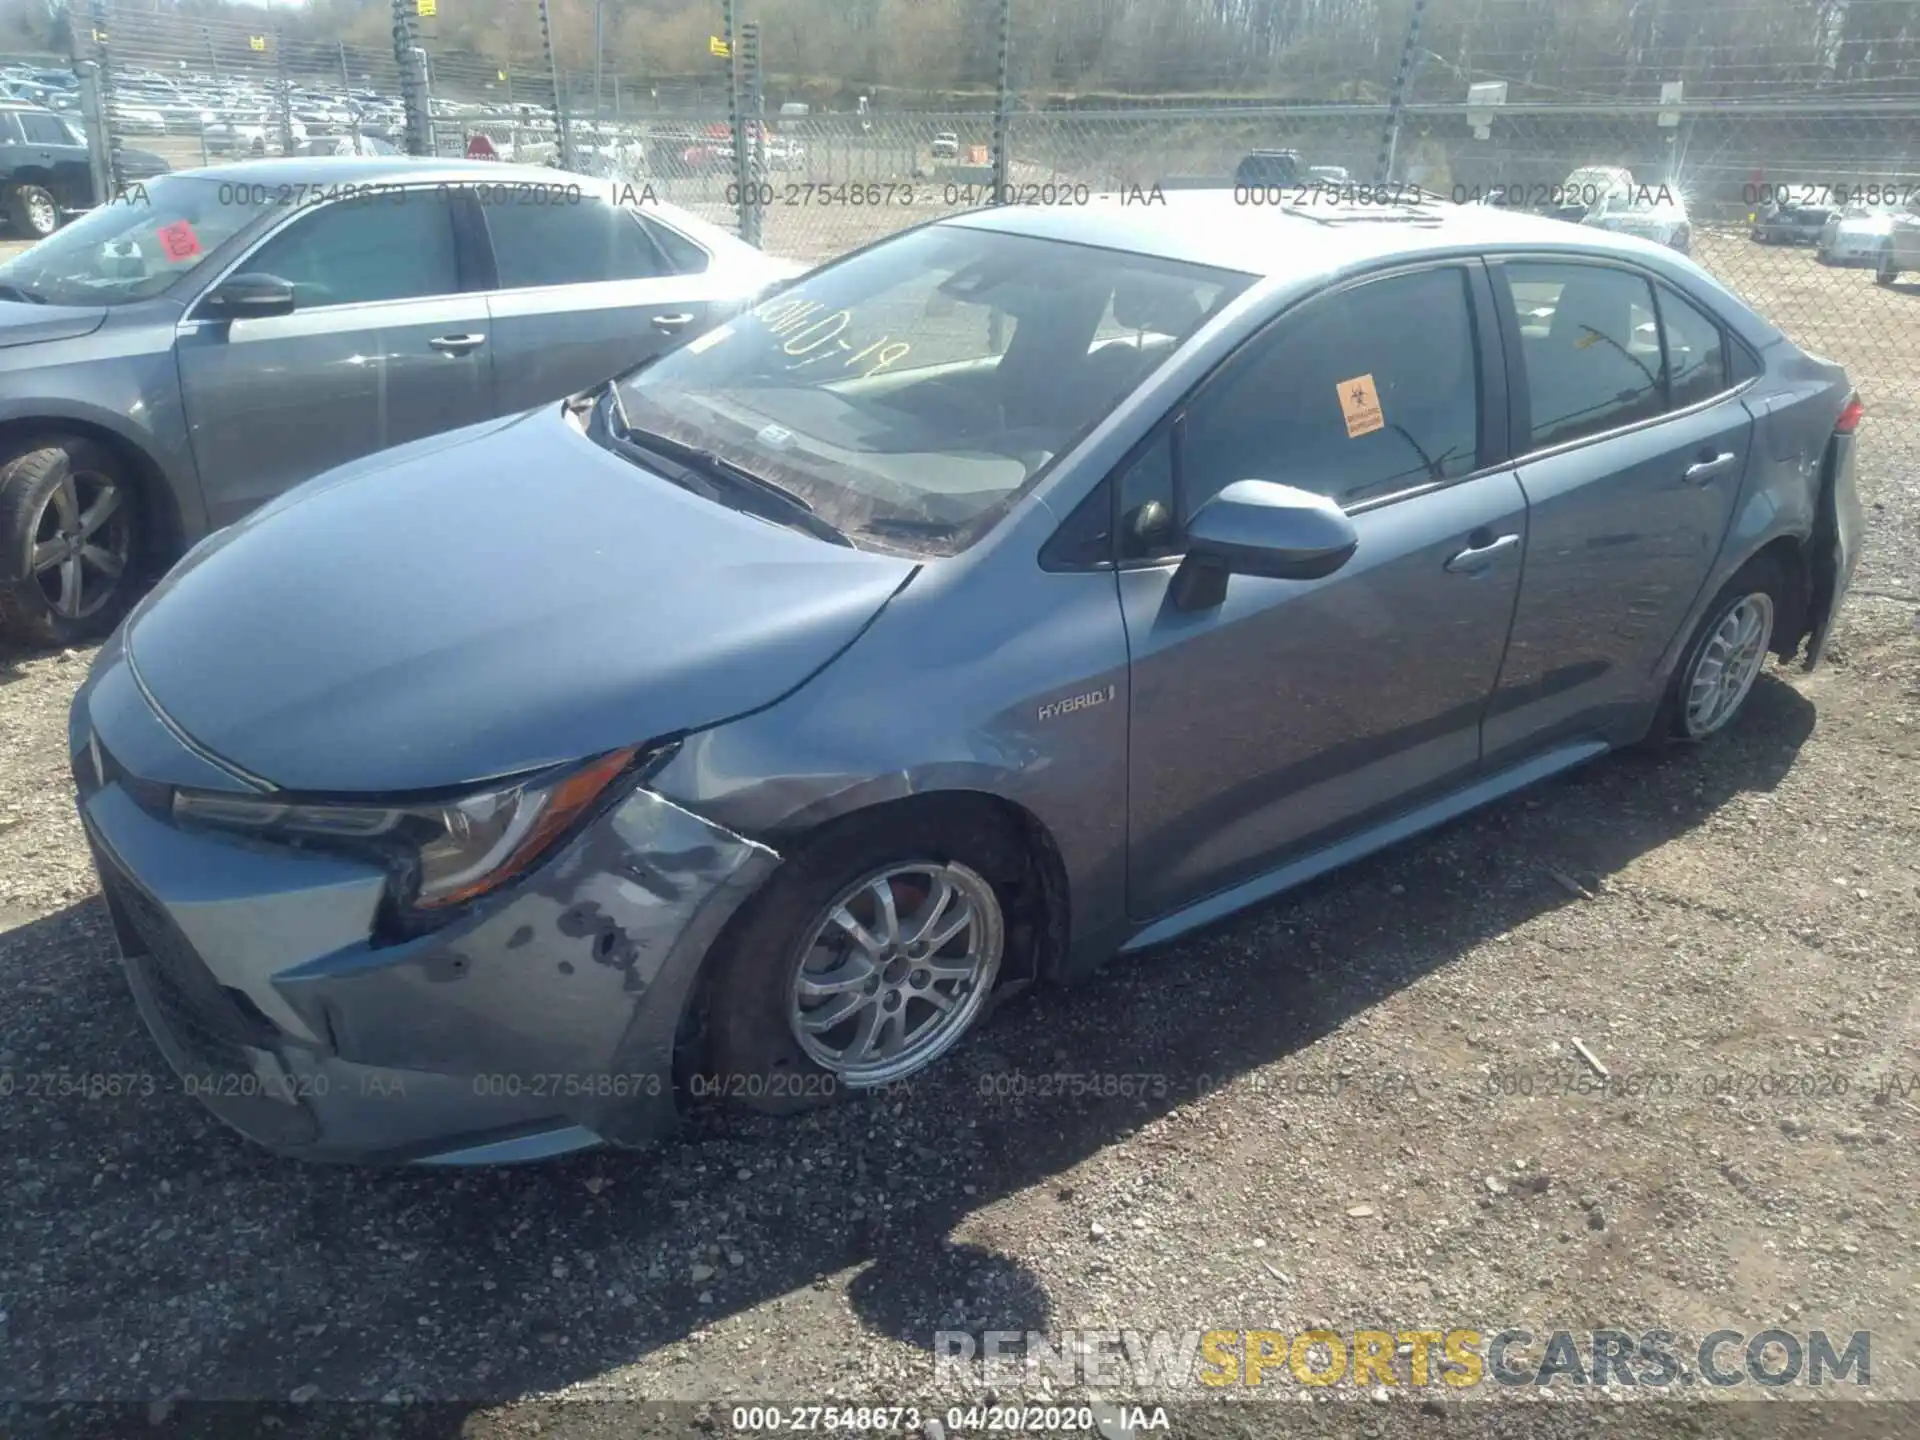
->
71, 193, 1863, 1163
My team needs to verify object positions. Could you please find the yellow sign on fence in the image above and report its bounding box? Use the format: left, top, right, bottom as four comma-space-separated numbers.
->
248, 35, 266, 51
417, 0, 437, 15
708, 35, 730, 57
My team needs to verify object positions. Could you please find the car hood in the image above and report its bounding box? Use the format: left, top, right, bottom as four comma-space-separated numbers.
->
0, 300, 109, 349
125, 405, 918, 793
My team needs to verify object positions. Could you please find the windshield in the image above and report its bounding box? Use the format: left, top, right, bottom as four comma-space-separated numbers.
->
611, 224, 1250, 555
0, 175, 279, 307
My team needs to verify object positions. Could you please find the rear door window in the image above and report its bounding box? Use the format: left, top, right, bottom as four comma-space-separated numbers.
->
18, 112, 69, 145
1499, 262, 1665, 450
1656, 285, 1729, 410
484, 197, 669, 289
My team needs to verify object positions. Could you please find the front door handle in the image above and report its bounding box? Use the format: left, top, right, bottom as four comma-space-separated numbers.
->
651, 312, 696, 333
428, 332, 486, 355
1444, 532, 1521, 575
1685, 450, 1737, 484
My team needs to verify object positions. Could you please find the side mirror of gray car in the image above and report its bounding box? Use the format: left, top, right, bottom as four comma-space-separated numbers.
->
202, 273, 297, 321
1170, 479, 1359, 611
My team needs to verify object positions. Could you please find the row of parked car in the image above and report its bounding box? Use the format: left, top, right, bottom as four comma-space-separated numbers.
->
1749, 188, 1920, 279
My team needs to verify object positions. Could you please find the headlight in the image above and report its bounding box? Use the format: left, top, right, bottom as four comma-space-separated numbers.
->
172, 745, 646, 914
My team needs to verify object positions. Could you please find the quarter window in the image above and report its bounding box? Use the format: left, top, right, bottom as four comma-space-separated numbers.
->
638, 215, 709, 275
484, 198, 669, 288
1179, 266, 1481, 514
244, 191, 461, 307
1501, 262, 1664, 449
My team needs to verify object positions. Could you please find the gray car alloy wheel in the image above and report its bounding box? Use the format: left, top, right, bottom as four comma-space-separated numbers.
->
31, 468, 131, 622
1682, 592, 1774, 739
786, 860, 1003, 1086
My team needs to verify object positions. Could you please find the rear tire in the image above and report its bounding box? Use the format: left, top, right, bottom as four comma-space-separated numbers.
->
701, 806, 1021, 1115
1646, 554, 1783, 748
7, 183, 59, 239
0, 437, 143, 648
1876, 244, 1899, 286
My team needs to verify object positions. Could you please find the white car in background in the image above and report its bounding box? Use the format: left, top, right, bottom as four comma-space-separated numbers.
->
1819, 198, 1900, 266
1582, 187, 1692, 254
109, 102, 167, 134
1874, 194, 1920, 286
762, 136, 805, 170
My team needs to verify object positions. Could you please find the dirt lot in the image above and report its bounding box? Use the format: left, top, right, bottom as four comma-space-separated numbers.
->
1, 220, 1918, 1440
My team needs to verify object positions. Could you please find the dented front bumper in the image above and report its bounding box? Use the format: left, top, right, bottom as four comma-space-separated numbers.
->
71, 638, 778, 1165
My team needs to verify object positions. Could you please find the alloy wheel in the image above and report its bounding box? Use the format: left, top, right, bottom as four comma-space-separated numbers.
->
30, 468, 131, 621
786, 860, 1002, 1086
1683, 592, 1773, 739
26, 190, 57, 236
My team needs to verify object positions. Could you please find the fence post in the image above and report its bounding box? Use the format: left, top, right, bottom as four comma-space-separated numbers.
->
83, 0, 124, 197
538, 0, 574, 170
1375, 0, 1428, 187
724, 0, 752, 241
273, 28, 294, 156
73, 60, 115, 208
740, 21, 763, 247
991, 0, 1012, 201
339, 41, 351, 90
391, 0, 432, 156
204, 27, 217, 80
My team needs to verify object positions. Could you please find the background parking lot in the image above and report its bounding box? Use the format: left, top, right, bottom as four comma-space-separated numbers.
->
1, 200, 1918, 1434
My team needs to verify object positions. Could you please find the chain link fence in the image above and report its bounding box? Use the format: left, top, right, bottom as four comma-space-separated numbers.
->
33, 0, 1920, 457
74, 0, 405, 173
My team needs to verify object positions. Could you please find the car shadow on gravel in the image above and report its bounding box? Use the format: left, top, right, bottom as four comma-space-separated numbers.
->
0, 677, 1816, 1425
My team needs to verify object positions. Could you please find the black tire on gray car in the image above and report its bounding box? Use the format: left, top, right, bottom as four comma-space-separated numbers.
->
702, 803, 1024, 1115
1876, 243, 1899, 286
0, 437, 142, 647
7, 183, 60, 239
1647, 553, 1785, 748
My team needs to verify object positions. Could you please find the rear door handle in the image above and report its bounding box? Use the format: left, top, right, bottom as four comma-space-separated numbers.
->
651, 313, 696, 333
1444, 532, 1521, 575
1684, 451, 1737, 484
429, 332, 486, 355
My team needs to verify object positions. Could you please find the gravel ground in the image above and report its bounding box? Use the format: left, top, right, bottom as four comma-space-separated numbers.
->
2, 219, 1918, 1440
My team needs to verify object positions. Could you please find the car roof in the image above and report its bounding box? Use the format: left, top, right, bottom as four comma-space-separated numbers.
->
948, 190, 1663, 277
164, 155, 596, 188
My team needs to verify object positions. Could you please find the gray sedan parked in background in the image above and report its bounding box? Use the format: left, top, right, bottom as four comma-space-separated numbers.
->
71, 194, 1861, 1164
0, 156, 796, 643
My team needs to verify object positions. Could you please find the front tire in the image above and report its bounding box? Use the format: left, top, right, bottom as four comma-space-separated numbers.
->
1876, 243, 1899, 286
1651, 556, 1782, 746
7, 183, 60, 239
703, 809, 1017, 1114
0, 437, 142, 647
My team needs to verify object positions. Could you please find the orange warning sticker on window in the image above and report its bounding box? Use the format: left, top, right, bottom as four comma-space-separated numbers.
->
1337, 373, 1384, 438
155, 220, 201, 262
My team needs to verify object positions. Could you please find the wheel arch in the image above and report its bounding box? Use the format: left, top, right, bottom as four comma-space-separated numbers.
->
669, 786, 1073, 1085
0, 415, 188, 582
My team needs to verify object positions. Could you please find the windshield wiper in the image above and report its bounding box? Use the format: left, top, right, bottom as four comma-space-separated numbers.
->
602, 388, 854, 549
0, 282, 46, 305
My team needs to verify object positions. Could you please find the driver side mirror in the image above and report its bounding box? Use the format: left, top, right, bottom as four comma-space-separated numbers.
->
201, 272, 296, 321
1170, 480, 1359, 611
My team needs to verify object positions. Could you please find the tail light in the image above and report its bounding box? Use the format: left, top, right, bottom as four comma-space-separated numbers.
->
1835, 394, 1865, 435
